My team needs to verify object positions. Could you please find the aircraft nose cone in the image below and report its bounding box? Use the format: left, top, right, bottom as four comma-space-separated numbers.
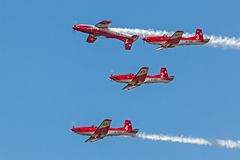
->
142, 37, 147, 41
72, 25, 77, 30
109, 76, 114, 80
71, 127, 76, 132
109, 75, 117, 80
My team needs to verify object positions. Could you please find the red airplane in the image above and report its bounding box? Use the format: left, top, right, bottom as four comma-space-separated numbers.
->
72, 20, 139, 50
71, 119, 138, 142
109, 67, 174, 90
142, 29, 210, 50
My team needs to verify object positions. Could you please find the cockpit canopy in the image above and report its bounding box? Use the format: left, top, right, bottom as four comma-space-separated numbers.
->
163, 34, 168, 37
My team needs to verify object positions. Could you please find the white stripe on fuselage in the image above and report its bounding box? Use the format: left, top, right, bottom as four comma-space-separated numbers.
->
115, 78, 170, 84
148, 39, 206, 46
77, 130, 134, 137
81, 25, 134, 39
107, 130, 134, 136
114, 79, 132, 83
77, 131, 94, 136
106, 28, 133, 38
144, 78, 170, 83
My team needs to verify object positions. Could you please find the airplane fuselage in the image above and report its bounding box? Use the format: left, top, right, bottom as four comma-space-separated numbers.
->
110, 74, 174, 84
71, 126, 138, 137
72, 24, 134, 42
143, 36, 210, 46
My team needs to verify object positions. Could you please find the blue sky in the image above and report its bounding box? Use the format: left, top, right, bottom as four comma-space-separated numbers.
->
1, 0, 240, 159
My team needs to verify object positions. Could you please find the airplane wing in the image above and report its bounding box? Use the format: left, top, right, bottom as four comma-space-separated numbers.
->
85, 136, 101, 143
86, 34, 98, 43
95, 20, 112, 28
122, 84, 139, 90
123, 67, 149, 90
85, 119, 112, 142
163, 31, 184, 48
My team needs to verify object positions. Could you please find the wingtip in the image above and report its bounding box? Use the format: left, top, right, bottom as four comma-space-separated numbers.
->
103, 119, 112, 122
156, 47, 164, 51
102, 20, 112, 23
176, 30, 184, 33
140, 66, 148, 69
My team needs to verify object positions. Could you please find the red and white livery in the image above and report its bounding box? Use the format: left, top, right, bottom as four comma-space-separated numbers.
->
71, 119, 139, 142
142, 29, 210, 50
109, 67, 174, 90
72, 20, 139, 50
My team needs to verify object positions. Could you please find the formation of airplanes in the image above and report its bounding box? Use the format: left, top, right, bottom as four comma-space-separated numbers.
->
71, 119, 138, 142
71, 20, 210, 142
72, 20, 209, 50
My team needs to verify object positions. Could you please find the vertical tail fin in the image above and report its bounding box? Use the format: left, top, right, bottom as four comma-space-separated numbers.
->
195, 29, 204, 40
160, 68, 169, 79
123, 120, 132, 131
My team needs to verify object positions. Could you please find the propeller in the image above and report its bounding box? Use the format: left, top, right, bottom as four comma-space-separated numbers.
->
71, 121, 76, 128
72, 20, 79, 34
142, 35, 147, 46
73, 19, 79, 25
109, 69, 115, 76
109, 69, 115, 80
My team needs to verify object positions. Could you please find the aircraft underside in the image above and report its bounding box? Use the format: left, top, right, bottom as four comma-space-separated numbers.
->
150, 40, 209, 46
115, 78, 171, 84
77, 130, 137, 137
88, 28, 133, 41
144, 78, 172, 83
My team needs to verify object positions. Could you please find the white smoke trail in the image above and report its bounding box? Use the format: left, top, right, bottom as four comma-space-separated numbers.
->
136, 133, 240, 149
111, 28, 240, 49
